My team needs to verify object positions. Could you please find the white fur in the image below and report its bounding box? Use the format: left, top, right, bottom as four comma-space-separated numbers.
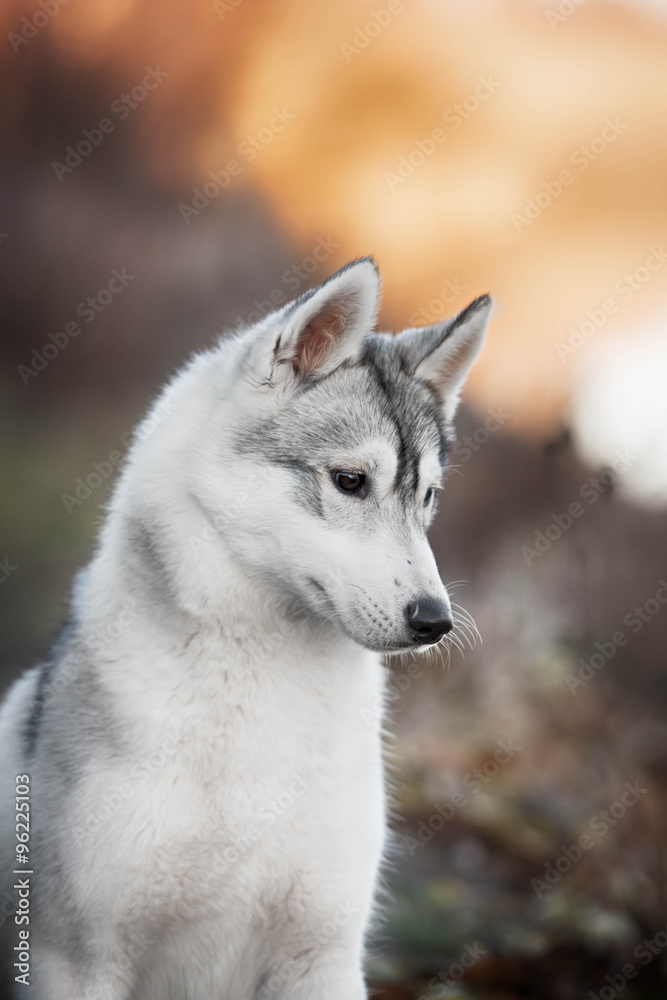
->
0, 260, 491, 999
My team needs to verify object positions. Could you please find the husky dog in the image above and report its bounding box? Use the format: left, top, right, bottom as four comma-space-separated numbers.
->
0, 258, 491, 999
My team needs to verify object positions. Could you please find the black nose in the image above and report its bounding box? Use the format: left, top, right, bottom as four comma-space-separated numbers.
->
406, 598, 453, 645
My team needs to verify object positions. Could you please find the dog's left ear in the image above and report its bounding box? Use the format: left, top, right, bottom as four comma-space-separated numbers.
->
395, 295, 493, 420
250, 257, 381, 385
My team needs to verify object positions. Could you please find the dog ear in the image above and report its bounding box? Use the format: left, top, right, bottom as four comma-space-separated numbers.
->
249, 258, 381, 384
395, 295, 492, 420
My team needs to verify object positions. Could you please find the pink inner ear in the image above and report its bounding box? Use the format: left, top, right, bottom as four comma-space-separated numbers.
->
292, 297, 351, 375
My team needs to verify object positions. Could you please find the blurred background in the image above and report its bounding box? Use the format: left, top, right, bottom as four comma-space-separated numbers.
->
1, 0, 667, 996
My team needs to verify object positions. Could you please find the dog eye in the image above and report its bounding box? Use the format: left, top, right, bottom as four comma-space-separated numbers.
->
423, 487, 439, 507
332, 471, 367, 497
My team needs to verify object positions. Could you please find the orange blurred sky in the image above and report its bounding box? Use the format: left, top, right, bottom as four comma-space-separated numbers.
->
6, 0, 667, 435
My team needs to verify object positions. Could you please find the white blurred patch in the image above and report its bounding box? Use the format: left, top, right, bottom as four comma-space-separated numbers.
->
571, 323, 667, 508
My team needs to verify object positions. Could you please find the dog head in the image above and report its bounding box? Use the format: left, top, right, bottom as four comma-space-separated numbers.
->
193, 258, 492, 653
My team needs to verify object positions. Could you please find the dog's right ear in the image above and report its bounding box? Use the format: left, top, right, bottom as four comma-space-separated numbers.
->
395, 295, 492, 421
245, 258, 381, 386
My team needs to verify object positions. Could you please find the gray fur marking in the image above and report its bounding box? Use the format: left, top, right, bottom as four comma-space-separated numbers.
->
235, 337, 449, 507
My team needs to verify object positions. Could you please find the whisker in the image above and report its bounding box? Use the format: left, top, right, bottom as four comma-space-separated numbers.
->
434, 638, 451, 673
453, 620, 476, 650
450, 601, 483, 647
444, 630, 465, 656
449, 599, 474, 622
